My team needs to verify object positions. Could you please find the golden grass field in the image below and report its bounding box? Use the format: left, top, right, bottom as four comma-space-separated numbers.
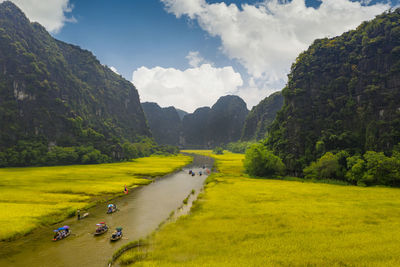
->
118, 150, 400, 266
0, 154, 192, 240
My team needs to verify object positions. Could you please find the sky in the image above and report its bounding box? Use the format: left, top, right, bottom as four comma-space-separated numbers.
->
2, 0, 399, 112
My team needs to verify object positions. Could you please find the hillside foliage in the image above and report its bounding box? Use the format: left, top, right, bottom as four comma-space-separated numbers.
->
267, 9, 400, 175
141, 102, 181, 146
0, 2, 155, 166
182, 95, 249, 148
241, 91, 283, 141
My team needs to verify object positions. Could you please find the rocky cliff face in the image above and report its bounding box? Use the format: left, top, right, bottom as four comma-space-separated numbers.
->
0, 2, 150, 151
267, 9, 400, 174
182, 95, 249, 147
141, 102, 181, 146
175, 108, 188, 121
241, 91, 283, 141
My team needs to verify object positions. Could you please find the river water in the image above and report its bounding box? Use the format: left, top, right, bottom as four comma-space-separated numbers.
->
0, 154, 213, 267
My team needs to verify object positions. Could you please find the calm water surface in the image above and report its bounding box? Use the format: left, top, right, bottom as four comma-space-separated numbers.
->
0, 154, 213, 267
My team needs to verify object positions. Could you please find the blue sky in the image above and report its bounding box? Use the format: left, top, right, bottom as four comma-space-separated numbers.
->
54, 0, 210, 78
51, 0, 340, 79
53, 0, 397, 80
4, 0, 398, 112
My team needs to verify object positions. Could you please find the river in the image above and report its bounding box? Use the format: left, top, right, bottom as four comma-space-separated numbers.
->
0, 154, 213, 267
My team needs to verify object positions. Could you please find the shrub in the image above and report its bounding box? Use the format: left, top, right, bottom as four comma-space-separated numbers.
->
0, 152, 7, 167
361, 151, 400, 186
345, 155, 365, 184
46, 146, 79, 165
213, 147, 224, 155
226, 141, 255, 154
122, 142, 139, 159
308, 150, 400, 186
244, 143, 285, 177
303, 152, 341, 180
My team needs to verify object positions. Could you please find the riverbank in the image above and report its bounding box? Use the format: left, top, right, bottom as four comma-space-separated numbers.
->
0, 153, 212, 267
0, 154, 192, 241
116, 150, 400, 266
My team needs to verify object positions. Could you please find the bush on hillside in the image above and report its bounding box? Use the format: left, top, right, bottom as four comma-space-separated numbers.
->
345, 155, 365, 184
226, 141, 255, 154
213, 147, 224, 155
304, 148, 400, 186
359, 151, 400, 186
303, 152, 342, 180
244, 143, 285, 177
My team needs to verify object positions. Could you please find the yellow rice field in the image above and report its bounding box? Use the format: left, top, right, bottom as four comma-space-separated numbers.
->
0, 154, 192, 240
118, 150, 400, 266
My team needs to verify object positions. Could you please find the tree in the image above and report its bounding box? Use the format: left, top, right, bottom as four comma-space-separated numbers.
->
244, 143, 285, 177
303, 152, 341, 180
361, 151, 400, 186
213, 147, 224, 155
345, 155, 365, 184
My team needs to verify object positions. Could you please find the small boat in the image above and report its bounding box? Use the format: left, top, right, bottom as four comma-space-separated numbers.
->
53, 226, 70, 241
110, 227, 123, 241
94, 222, 108, 236
79, 212, 89, 220
107, 204, 117, 214
77, 209, 89, 220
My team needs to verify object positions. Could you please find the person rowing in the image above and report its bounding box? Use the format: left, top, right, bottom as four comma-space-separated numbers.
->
110, 227, 123, 241
107, 204, 117, 214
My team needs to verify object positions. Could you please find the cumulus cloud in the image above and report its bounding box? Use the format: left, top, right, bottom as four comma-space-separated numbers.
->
132, 63, 243, 113
110, 66, 120, 75
161, 0, 389, 102
186, 51, 208, 67
0, 0, 75, 33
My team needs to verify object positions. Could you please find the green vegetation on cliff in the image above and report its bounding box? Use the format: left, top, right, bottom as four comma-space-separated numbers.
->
141, 102, 181, 146
241, 91, 283, 141
182, 95, 249, 147
268, 9, 400, 175
0, 2, 152, 166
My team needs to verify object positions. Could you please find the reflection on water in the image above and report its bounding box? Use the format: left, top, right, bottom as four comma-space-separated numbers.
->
0, 154, 213, 267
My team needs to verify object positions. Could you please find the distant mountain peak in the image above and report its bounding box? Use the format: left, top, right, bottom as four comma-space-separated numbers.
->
141, 102, 181, 146
182, 95, 249, 147
0, 1, 29, 21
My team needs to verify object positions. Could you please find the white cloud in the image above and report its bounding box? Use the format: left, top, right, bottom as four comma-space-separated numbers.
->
186, 51, 208, 67
110, 66, 120, 75
161, 0, 389, 103
132, 64, 243, 113
1, 0, 75, 33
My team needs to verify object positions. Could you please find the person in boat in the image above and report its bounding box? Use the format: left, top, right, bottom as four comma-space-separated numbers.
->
54, 231, 61, 240
54, 229, 64, 240
77, 209, 80, 220
199, 171, 202, 176
108, 204, 116, 213
189, 170, 192, 174
111, 227, 123, 239
96, 222, 108, 233
191, 172, 195, 176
